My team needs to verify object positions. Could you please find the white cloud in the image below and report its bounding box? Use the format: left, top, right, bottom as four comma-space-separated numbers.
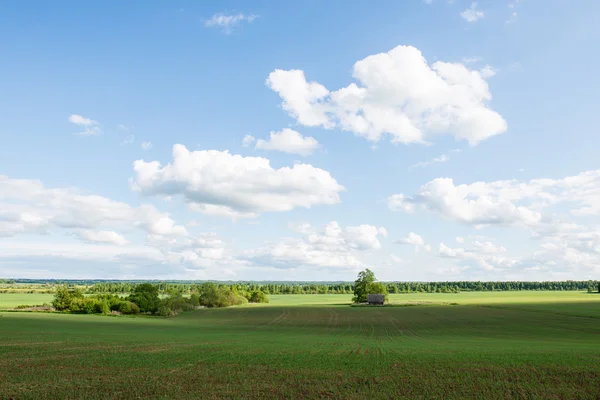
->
75, 230, 130, 246
462, 56, 483, 64
266, 69, 331, 127
141, 141, 153, 150
438, 241, 515, 271
480, 65, 497, 78
460, 2, 485, 22
254, 128, 320, 156
204, 12, 258, 34
395, 232, 432, 252
68, 114, 102, 136
456, 236, 465, 243
245, 221, 386, 269
0, 175, 255, 277
267, 45, 506, 146
242, 135, 256, 147
131, 144, 344, 218
528, 229, 600, 274
0, 175, 187, 239
389, 169, 600, 234
410, 154, 449, 169
69, 115, 96, 126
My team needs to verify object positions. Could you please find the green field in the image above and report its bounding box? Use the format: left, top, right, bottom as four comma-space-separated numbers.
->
1, 292, 600, 399
0, 293, 54, 308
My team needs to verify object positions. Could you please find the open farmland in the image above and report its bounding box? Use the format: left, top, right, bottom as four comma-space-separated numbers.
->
2, 292, 600, 399
0, 293, 54, 309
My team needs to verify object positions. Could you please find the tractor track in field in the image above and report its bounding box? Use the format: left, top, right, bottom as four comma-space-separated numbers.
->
268, 308, 290, 326
388, 314, 426, 341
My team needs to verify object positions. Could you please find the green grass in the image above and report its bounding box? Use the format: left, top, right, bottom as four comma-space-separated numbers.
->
1, 292, 600, 399
0, 293, 54, 308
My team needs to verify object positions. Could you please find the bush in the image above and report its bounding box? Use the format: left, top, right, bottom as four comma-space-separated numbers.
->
229, 293, 248, 306
197, 283, 249, 308
94, 300, 110, 315
156, 306, 173, 317
128, 283, 160, 313
117, 301, 140, 315
52, 286, 84, 311
91, 294, 124, 311
366, 282, 389, 303
249, 291, 269, 303
189, 292, 200, 307
69, 298, 97, 314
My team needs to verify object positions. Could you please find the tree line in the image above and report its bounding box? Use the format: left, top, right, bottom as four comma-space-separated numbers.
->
83, 280, 599, 295
4, 279, 599, 295
52, 283, 269, 316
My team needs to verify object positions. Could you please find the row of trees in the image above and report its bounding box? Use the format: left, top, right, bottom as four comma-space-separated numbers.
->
84, 280, 600, 295
52, 283, 269, 316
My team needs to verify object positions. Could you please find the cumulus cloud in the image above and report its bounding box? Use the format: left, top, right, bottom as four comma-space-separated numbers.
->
0, 175, 248, 276
204, 12, 258, 34
69, 114, 102, 136
267, 45, 506, 146
438, 240, 515, 271
131, 144, 344, 218
388, 169, 600, 230
245, 221, 387, 269
395, 232, 432, 252
0, 175, 187, 239
440, 232, 600, 278
528, 229, 600, 274
253, 128, 320, 156
460, 2, 484, 22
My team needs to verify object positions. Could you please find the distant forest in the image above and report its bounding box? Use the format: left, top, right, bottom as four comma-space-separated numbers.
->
2, 279, 598, 294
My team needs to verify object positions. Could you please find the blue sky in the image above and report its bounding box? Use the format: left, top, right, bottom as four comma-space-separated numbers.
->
1, 0, 600, 281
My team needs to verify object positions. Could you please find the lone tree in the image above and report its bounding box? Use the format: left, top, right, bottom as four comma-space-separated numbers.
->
352, 269, 375, 303
352, 269, 389, 304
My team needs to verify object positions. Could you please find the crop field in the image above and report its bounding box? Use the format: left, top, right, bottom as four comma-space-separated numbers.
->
0, 293, 54, 309
1, 292, 600, 399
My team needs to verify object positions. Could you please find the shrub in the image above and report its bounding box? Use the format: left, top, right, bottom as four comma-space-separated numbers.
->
197, 283, 249, 308
52, 286, 84, 311
69, 298, 98, 314
156, 306, 173, 317
117, 301, 140, 315
366, 282, 389, 303
94, 300, 110, 315
128, 283, 160, 313
189, 292, 200, 307
91, 294, 124, 311
249, 291, 269, 304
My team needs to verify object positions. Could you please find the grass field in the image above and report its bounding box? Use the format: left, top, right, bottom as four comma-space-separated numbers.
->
0, 293, 54, 308
1, 292, 600, 399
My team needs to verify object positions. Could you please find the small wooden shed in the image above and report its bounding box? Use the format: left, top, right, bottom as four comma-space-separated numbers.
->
368, 294, 385, 305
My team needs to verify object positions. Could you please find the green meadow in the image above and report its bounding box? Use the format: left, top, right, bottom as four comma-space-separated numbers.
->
0, 293, 54, 308
1, 292, 600, 399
